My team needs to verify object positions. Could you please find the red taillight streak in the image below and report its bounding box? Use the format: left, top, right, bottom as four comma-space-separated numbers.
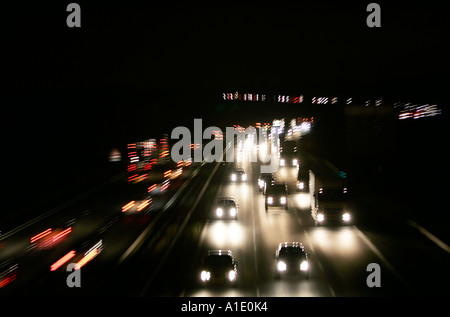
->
137, 200, 150, 211
30, 228, 52, 243
50, 250, 76, 271
52, 227, 72, 242
122, 201, 135, 212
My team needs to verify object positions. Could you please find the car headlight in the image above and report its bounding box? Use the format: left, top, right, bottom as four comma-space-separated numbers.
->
293, 159, 298, 166
228, 270, 236, 281
242, 174, 247, 181
298, 181, 304, 190
267, 197, 273, 204
216, 208, 223, 217
300, 260, 309, 271
317, 213, 325, 222
277, 261, 287, 271
342, 212, 351, 222
230, 208, 237, 217
231, 174, 237, 181
280, 196, 286, 204
201, 270, 211, 281
280, 159, 285, 166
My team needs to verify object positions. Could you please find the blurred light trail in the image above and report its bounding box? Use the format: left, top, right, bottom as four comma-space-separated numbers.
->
50, 250, 76, 271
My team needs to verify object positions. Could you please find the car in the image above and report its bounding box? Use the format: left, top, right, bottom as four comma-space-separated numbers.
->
231, 168, 247, 182
274, 242, 310, 279
200, 250, 238, 285
265, 183, 288, 211
215, 197, 238, 220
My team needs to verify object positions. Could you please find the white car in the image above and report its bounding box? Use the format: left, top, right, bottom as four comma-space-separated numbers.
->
231, 168, 247, 182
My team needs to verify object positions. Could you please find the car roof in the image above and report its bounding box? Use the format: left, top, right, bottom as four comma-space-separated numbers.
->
218, 196, 235, 201
277, 242, 305, 250
207, 250, 233, 257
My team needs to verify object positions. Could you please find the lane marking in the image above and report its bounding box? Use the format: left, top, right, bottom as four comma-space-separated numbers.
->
353, 226, 412, 292
407, 220, 450, 254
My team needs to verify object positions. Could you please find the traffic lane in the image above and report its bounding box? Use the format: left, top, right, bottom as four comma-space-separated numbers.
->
360, 224, 450, 296
253, 190, 334, 297
97, 161, 225, 296
185, 161, 333, 297
0, 166, 195, 295
303, 226, 409, 296
183, 164, 256, 297
260, 164, 408, 296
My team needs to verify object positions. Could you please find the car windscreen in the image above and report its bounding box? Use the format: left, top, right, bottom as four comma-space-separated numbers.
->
279, 247, 306, 259
204, 255, 233, 269
266, 185, 287, 195
318, 189, 347, 202
218, 200, 235, 207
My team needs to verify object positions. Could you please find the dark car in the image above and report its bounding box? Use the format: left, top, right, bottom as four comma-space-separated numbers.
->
215, 197, 238, 220
265, 183, 288, 211
200, 250, 238, 285
274, 242, 310, 278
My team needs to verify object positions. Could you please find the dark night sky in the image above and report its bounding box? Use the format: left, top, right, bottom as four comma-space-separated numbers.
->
3, 1, 449, 177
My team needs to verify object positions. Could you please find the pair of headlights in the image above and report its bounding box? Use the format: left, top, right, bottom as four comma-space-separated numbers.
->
267, 196, 287, 204
277, 260, 309, 272
201, 270, 236, 282
231, 174, 247, 181
317, 212, 351, 222
280, 159, 298, 166
216, 208, 237, 217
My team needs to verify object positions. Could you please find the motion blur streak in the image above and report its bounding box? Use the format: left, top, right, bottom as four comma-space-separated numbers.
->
122, 201, 135, 212
52, 227, 72, 242
74, 249, 98, 270
30, 228, 52, 243
50, 251, 76, 271
137, 200, 151, 211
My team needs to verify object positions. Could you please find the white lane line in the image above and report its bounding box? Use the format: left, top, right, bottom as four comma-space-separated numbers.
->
353, 226, 412, 291
407, 220, 450, 254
